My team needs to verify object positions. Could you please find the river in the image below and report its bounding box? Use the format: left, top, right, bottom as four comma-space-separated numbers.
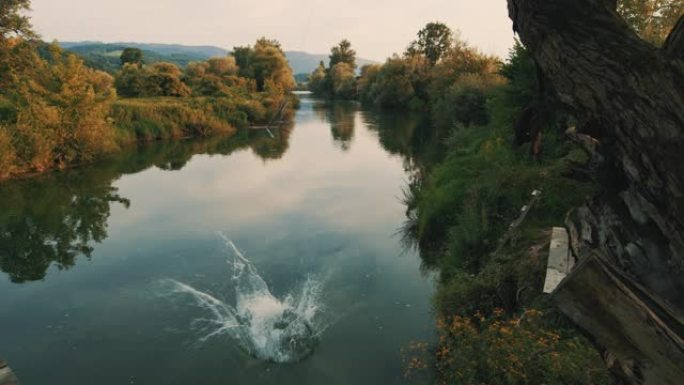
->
0, 94, 435, 384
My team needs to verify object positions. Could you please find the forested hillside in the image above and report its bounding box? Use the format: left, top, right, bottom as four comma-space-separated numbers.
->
60, 42, 377, 75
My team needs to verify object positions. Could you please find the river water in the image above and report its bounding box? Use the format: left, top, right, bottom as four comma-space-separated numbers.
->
0, 94, 435, 384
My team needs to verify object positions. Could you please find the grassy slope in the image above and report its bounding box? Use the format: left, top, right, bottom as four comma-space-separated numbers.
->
403, 103, 611, 383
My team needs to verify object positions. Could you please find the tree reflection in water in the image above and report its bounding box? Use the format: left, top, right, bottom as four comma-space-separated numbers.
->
314, 100, 357, 151
361, 108, 449, 270
0, 129, 294, 283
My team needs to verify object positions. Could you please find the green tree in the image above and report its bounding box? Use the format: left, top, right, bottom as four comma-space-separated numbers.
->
114, 63, 146, 97
0, 0, 35, 89
232, 46, 254, 78
308, 60, 328, 95
0, 0, 34, 40
329, 39, 357, 70
410, 22, 453, 65
617, 0, 683, 45
363, 56, 415, 108
120, 47, 143, 66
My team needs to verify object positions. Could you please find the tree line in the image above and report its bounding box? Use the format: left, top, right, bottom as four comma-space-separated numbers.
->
0, 0, 296, 180
351, 2, 682, 384
114, 38, 295, 98
310, 0, 681, 127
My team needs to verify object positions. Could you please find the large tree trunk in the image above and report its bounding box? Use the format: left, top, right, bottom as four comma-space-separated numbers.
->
507, 0, 684, 383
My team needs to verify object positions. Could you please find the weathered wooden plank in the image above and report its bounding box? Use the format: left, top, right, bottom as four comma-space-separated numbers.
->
551, 254, 684, 385
0, 360, 19, 385
543, 227, 573, 293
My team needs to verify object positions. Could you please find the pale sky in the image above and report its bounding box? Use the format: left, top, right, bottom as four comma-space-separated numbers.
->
29, 0, 515, 61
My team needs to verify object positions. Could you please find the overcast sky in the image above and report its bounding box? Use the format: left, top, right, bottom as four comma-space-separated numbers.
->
29, 0, 515, 61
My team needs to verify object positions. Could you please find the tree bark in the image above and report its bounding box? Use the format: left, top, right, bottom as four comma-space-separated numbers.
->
507, 0, 684, 383
664, 16, 684, 59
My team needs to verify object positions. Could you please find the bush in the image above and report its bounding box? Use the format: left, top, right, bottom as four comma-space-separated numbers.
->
430, 310, 611, 385
115, 62, 191, 98
4, 46, 117, 172
0, 127, 16, 178
111, 98, 239, 141
432, 73, 506, 128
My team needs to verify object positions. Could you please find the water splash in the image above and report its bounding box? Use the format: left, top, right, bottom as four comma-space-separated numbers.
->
168, 236, 326, 363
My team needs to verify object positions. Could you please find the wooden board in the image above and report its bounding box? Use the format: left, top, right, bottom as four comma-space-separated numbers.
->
543, 227, 573, 293
552, 254, 684, 385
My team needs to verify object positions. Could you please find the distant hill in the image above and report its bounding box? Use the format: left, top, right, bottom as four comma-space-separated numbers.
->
285, 51, 378, 75
60, 42, 215, 73
59, 42, 378, 75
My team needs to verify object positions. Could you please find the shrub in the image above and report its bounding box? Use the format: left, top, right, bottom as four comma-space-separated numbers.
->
0, 127, 16, 178
111, 98, 238, 141
430, 310, 611, 385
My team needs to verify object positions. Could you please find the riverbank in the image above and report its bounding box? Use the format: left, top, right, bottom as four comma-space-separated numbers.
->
0, 93, 296, 182
401, 113, 612, 382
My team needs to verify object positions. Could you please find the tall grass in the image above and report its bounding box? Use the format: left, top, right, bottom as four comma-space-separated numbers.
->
111, 97, 246, 142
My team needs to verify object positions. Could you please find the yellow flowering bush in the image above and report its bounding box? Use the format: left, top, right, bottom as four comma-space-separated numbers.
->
405, 309, 611, 385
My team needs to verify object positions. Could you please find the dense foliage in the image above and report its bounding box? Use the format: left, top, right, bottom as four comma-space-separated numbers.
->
405, 310, 610, 384
617, 0, 683, 45
407, 22, 453, 65
358, 24, 503, 131
113, 38, 294, 99
390, 26, 609, 384
0, 42, 117, 177
0, 2, 296, 180
308, 40, 359, 99
231, 38, 296, 92
0, 128, 294, 283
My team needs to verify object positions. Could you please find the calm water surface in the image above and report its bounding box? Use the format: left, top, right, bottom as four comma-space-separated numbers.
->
0, 94, 435, 384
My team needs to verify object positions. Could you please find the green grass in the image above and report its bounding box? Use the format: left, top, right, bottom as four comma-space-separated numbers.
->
412, 122, 595, 314
403, 118, 608, 383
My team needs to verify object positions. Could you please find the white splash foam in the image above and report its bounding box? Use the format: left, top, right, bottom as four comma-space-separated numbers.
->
168, 236, 326, 363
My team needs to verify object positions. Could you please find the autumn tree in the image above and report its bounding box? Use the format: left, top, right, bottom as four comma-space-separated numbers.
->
7, 45, 117, 172
185, 56, 255, 96
0, 0, 35, 89
231, 38, 295, 92
144, 62, 191, 97
330, 62, 356, 99
308, 40, 358, 99
115, 62, 190, 97
617, 0, 684, 45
